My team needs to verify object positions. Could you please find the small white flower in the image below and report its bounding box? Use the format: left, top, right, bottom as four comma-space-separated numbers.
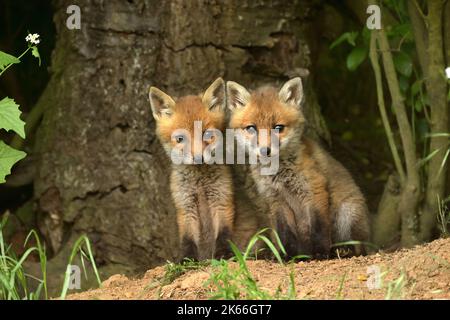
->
446, 67, 450, 79
25, 33, 40, 45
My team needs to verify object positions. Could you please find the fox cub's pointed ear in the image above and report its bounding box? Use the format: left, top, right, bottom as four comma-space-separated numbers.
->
202, 77, 226, 112
226, 81, 251, 111
149, 87, 176, 120
279, 77, 304, 109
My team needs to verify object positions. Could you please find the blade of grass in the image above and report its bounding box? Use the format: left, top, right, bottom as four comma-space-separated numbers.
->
60, 235, 101, 299
270, 229, 287, 256
7, 247, 37, 300
331, 240, 379, 251
258, 235, 284, 264
336, 272, 347, 300
24, 230, 47, 299
437, 148, 450, 178
417, 148, 440, 167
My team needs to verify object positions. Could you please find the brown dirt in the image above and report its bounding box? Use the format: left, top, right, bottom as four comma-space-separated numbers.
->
68, 238, 450, 300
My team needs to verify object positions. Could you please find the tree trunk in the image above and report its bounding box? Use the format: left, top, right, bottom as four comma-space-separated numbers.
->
372, 174, 401, 248
421, 0, 449, 241
34, 0, 329, 272
369, 0, 422, 247
445, 0, 450, 65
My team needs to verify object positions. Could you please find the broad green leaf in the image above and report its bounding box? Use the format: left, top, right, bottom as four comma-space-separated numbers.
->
411, 79, 422, 97
388, 23, 413, 42
346, 47, 367, 71
330, 32, 359, 50
0, 97, 25, 138
32, 46, 41, 66
0, 51, 20, 71
361, 27, 371, 45
0, 141, 26, 183
393, 52, 412, 77
414, 99, 423, 112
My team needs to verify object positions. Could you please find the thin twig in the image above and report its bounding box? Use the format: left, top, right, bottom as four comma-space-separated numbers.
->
369, 33, 406, 185
413, 0, 428, 27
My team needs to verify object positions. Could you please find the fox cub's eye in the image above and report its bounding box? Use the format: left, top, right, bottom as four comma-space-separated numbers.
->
175, 135, 185, 143
274, 125, 285, 133
245, 125, 257, 134
204, 130, 215, 140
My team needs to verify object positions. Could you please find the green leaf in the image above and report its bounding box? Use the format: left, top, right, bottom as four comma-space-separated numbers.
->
31, 46, 41, 66
388, 23, 413, 42
0, 97, 26, 138
393, 52, 412, 77
361, 27, 371, 45
411, 80, 422, 97
346, 47, 367, 71
0, 51, 20, 71
330, 32, 359, 50
414, 99, 423, 112
0, 141, 26, 183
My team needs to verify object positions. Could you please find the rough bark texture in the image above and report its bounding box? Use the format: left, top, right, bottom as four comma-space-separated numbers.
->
372, 175, 401, 248
421, 0, 449, 241
370, 0, 421, 247
445, 0, 450, 66
34, 0, 328, 271
369, 32, 402, 248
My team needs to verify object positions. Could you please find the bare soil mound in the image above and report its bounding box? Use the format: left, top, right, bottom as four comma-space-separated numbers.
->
68, 238, 450, 300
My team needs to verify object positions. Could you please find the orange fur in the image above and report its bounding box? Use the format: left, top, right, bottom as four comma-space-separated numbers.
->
227, 79, 370, 258
149, 79, 235, 261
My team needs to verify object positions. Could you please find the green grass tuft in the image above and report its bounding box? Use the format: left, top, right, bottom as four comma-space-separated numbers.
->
385, 270, 408, 300
0, 212, 101, 300
162, 259, 209, 286
206, 229, 298, 300
59, 234, 102, 300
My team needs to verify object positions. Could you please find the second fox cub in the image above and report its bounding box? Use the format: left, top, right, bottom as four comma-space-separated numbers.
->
227, 77, 370, 258
149, 78, 234, 261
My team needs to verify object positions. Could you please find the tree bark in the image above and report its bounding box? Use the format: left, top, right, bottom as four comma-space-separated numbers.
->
372, 174, 401, 248
369, 0, 422, 247
445, 0, 450, 65
407, 1, 429, 79
421, 0, 449, 241
369, 33, 402, 247
34, 0, 329, 271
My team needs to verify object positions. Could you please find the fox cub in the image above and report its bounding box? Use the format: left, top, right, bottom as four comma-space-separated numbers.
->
226, 78, 370, 258
149, 78, 234, 261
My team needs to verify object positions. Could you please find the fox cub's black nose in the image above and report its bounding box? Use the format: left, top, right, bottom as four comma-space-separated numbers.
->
260, 147, 271, 156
